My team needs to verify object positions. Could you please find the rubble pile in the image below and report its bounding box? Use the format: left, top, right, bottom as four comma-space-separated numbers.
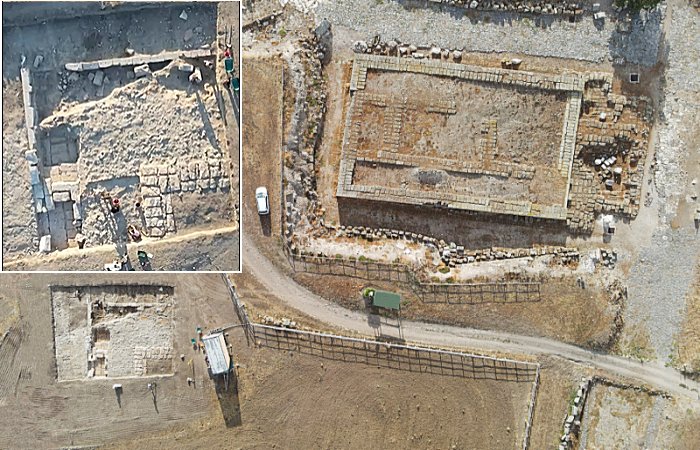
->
432, 0, 585, 16
318, 222, 579, 267
260, 315, 298, 329
559, 377, 591, 450
599, 248, 618, 268
282, 30, 328, 245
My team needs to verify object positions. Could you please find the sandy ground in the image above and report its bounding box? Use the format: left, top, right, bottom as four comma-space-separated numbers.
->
293, 271, 619, 349
2, 227, 240, 271
241, 55, 286, 266
0, 272, 235, 449
0, 272, 534, 450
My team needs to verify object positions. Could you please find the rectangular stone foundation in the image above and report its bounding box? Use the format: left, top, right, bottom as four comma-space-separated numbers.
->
51, 284, 175, 381
337, 54, 586, 222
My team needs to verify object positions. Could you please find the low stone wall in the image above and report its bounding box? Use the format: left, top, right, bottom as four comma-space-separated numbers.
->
64, 49, 214, 72
339, 54, 580, 223
324, 223, 580, 267
139, 162, 230, 238
426, 0, 585, 16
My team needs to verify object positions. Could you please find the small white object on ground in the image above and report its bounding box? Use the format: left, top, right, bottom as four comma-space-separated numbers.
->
39, 235, 52, 253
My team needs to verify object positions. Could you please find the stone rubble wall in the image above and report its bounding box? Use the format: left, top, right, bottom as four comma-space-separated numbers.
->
339, 54, 582, 222
559, 377, 592, 449
319, 222, 579, 267
64, 48, 214, 72
20, 66, 75, 251
350, 53, 586, 93
427, 0, 586, 16
139, 161, 230, 238
281, 34, 328, 244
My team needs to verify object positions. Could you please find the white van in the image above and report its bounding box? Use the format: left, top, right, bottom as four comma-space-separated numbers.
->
255, 186, 269, 215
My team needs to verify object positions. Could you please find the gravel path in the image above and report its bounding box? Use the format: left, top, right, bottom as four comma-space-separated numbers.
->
243, 234, 700, 398
313, 0, 663, 65
625, 0, 700, 362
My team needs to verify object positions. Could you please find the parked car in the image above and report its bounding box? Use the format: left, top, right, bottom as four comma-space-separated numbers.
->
256, 186, 269, 215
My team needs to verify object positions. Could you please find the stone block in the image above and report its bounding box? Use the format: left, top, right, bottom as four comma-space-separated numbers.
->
32, 183, 45, 200
178, 62, 194, 73
92, 70, 105, 86
39, 235, 52, 253
158, 176, 169, 192
168, 175, 181, 192
72, 202, 82, 220
25, 150, 39, 164
134, 64, 151, 78
29, 166, 41, 185
141, 175, 158, 187
140, 186, 160, 197
52, 191, 71, 202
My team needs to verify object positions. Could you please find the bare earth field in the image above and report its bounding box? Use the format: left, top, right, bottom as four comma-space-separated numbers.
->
107, 343, 532, 450
293, 272, 618, 349
241, 55, 286, 264
0, 272, 234, 449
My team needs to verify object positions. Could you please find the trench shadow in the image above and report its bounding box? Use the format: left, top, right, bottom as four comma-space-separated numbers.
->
337, 197, 572, 249
259, 213, 271, 237
225, 82, 240, 127
195, 90, 221, 151
214, 370, 242, 427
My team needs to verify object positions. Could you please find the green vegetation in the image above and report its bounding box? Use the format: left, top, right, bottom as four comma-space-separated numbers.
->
438, 266, 451, 274
278, 27, 287, 38
567, 386, 578, 415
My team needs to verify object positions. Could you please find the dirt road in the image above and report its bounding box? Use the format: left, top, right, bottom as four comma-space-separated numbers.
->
242, 235, 700, 399
4, 226, 240, 271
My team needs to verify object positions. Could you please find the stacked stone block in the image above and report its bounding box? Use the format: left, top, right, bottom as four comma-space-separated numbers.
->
139, 160, 230, 238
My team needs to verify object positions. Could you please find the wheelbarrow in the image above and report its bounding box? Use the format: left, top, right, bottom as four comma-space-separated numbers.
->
137, 250, 153, 271
224, 56, 234, 76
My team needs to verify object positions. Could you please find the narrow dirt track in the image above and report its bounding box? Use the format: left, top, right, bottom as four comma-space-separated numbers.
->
242, 236, 700, 399
3, 226, 239, 269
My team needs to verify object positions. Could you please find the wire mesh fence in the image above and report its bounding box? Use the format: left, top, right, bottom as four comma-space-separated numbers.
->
221, 274, 255, 344
253, 324, 537, 382
283, 243, 541, 304
416, 282, 541, 304
285, 249, 413, 283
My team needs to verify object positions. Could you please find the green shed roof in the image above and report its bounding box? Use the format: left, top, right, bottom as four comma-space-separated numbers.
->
372, 290, 401, 310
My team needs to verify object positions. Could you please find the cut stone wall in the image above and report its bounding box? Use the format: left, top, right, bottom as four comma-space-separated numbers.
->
338, 54, 583, 222
51, 285, 174, 381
